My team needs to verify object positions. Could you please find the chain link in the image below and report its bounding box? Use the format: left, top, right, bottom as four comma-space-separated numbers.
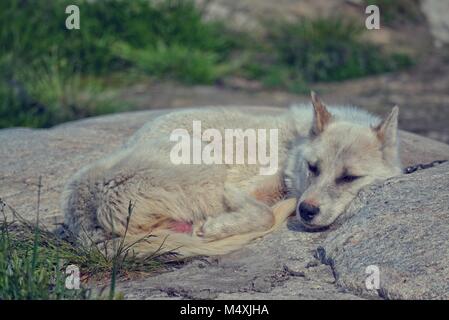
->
403, 160, 448, 174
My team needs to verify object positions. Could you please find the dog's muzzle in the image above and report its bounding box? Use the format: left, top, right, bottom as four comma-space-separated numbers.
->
297, 201, 320, 222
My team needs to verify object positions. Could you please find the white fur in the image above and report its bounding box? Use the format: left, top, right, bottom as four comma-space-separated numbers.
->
61, 99, 401, 258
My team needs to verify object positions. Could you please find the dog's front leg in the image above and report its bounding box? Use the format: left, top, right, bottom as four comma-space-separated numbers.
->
195, 186, 274, 240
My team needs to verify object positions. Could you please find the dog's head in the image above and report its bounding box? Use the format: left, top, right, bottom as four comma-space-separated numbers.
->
288, 92, 402, 229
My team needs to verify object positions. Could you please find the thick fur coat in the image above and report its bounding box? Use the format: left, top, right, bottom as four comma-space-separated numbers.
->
61, 93, 402, 258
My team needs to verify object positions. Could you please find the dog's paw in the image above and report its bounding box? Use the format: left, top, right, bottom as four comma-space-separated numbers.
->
194, 219, 223, 240
193, 221, 207, 238
194, 224, 205, 238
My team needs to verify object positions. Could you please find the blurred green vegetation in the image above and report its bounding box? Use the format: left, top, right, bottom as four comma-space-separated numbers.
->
0, 0, 414, 128
0, 196, 164, 300
364, 0, 423, 25
0, 0, 236, 128
242, 18, 413, 92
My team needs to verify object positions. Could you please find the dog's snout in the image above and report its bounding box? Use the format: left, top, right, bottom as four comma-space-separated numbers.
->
298, 201, 320, 222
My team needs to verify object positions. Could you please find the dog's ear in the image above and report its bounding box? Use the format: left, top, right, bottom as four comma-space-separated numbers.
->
310, 91, 332, 136
373, 106, 399, 146
373, 106, 399, 163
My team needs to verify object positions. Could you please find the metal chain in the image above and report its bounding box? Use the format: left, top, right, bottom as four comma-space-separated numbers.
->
403, 160, 448, 174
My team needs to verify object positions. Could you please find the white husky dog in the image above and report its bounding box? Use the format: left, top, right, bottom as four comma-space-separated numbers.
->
61, 92, 402, 257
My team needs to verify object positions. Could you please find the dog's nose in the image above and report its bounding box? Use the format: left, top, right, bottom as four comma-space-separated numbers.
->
298, 201, 320, 222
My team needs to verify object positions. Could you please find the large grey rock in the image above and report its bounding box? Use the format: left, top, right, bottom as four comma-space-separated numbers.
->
1, 107, 449, 299
194, 0, 349, 34
421, 0, 449, 46
1, 107, 449, 227
319, 162, 449, 299
2, 107, 448, 228
119, 221, 362, 300
119, 163, 449, 300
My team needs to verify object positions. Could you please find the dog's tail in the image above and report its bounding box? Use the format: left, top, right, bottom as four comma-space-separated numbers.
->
123, 198, 297, 259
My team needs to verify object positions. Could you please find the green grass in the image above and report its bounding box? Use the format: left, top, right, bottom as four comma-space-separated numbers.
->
0, 219, 92, 299
0, 54, 130, 128
1, 0, 415, 128
0, 0, 237, 128
112, 42, 227, 84
0, 182, 167, 300
241, 17, 413, 92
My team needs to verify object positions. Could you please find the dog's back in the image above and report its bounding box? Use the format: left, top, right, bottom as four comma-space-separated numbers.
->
61, 95, 402, 258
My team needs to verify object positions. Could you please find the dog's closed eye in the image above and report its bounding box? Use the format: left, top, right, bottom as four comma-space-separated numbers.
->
335, 174, 361, 184
307, 162, 320, 176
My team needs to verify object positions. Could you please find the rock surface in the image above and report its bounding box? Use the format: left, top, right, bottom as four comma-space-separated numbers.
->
1, 107, 449, 299
119, 219, 362, 300
422, 0, 449, 46
320, 162, 449, 299
120, 163, 449, 300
